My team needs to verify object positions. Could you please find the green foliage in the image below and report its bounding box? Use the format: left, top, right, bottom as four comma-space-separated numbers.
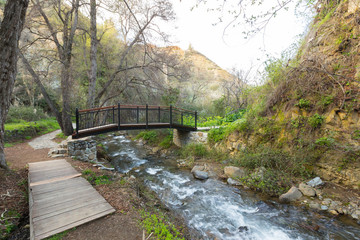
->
162, 87, 180, 106
315, 136, 335, 147
308, 113, 324, 129
290, 116, 306, 128
208, 127, 226, 143
135, 130, 158, 144
56, 132, 67, 140
82, 169, 112, 185
45, 228, 75, 240
180, 143, 208, 158
0, 209, 21, 238
211, 96, 226, 117
159, 132, 173, 149
227, 118, 250, 133
140, 210, 184, 240
319, 95, 334, 108
6, 106, 47, 123
295, 99, 310, 109
351, 130, 360, 140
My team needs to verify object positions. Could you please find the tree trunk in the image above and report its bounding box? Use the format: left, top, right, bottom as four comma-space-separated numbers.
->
0, 0, 29, 169
19, 52, 64, 131
87, 0, 98, 109
60, 60, 74, 136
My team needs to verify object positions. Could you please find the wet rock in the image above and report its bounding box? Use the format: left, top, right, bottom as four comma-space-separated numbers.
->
193, 170, 209, 180
307, 177, 323, 187
351, 210, 360, 220
238, 226, 249, 232
322, 198, 332, 206
321, 205, 328, 211
299, 183, 316, 197
191, 165, 205, 173
279, 187, 303, 203
329, 210, 339, 215
227, 178, 242, 186
309, 202, 321, 210
224, 166, 247, 179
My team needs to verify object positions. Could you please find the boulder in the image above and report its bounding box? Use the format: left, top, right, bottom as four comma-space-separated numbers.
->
224, 166, 247, 179
307, 177, 323, 187
279, 186, 303, 203
193, 170, 209, 180
191, 165, 205, 173
227, 178, 242, 186
299, 183, 316, 197
309, 202, 321, 210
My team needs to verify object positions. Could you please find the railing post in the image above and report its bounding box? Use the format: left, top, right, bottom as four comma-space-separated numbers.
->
158, 106, 161, 123
76, 108, 79, 138
169, 105, 172, 127
195, 111, 197, 129
146, 104, 148, 129
118, 103, 121, 130
136, 106, 139, 123
181, 112, 183, 125
112, 106, 115, 124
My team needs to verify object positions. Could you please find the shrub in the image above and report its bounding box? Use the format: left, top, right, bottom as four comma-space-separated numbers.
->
135, 130, 158, 144
180, 143, 208, 158
208, 127, 226, 143
308, 113, 324, 129
319, 95, 334, 108
159, 133, 173, 149
6, 106, 47, 123
295, 99, 310, 109
315, 137, 335, 147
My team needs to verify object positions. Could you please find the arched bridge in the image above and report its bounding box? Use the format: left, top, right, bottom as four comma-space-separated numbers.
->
72, 104, 197, 139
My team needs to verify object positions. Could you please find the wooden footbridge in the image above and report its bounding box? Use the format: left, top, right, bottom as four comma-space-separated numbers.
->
73, 104, 197, 139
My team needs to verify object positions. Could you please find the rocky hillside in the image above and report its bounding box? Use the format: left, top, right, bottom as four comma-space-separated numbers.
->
218, 0, 360, 190
162, 46, 235, 106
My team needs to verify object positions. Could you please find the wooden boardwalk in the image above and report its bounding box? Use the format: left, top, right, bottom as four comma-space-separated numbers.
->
28, 159, 115, 240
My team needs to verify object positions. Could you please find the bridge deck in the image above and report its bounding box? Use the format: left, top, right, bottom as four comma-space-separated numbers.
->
73, 123, 196, 138
29, 159, 115, 240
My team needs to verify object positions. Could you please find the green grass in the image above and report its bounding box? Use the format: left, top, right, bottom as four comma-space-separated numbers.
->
56, 132, 67, 140
135, 130, 159, 144
140, 210, 184, 240
5, 118, 60, 132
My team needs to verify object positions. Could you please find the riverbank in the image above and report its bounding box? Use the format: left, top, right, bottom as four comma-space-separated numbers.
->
1, 133, 189, 240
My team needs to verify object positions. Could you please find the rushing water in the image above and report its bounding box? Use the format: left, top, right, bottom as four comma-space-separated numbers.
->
103, 134, 360, 240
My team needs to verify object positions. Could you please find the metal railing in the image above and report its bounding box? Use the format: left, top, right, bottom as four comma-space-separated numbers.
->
75, 104, 197, 137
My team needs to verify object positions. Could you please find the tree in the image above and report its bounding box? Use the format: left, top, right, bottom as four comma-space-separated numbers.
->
0, 0, 29, 169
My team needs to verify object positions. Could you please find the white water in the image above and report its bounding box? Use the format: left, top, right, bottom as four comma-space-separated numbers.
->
105, 135, 360, 240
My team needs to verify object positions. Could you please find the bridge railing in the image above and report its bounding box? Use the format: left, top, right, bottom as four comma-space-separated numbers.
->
75, 104, 197, 137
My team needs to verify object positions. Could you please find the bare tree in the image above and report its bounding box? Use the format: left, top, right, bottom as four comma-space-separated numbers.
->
0, 0, 29, 169
87, 0, 98, 108
223, 67, 251, 109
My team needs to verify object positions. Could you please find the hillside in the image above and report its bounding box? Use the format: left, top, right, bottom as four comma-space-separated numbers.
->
211, 0, 360, 191
161, 46, 235, 109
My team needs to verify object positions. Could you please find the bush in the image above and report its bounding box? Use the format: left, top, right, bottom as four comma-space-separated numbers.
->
159, 132, 173, 149
135, 130, 158, 144
308, 113, 324, 129
315, 136, 335, 147
180, 143, 208, 158
295, 99, 311, 109
6, 106, 47, 123
208, 127, 226, 143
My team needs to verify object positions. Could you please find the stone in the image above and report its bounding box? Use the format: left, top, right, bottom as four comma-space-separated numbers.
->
191, 165, 205, 173
152, 147, 160, 154
329, 210, 339, 215
322, 198, 332, 206
88, 153, 96, 161
351, 210, 360, 220
307, 177, 323, 187
193, 170, 209, 180
227, 178, 242, 186
321, 205, 329, 211
224, 166, 247, 179
298, 183, 316, 197
309, 202, 321, 210
279, 187, 303, 203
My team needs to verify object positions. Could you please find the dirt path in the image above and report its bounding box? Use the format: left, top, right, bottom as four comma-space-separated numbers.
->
3, 132, 147, 240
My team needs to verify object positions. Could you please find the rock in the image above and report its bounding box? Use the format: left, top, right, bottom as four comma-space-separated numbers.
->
279, 187, 303, 203
238, 226, 249, 232
298, 183, 316, 197
309, 202, 321, 210
322, 198, 332, 206
307, 177, 323, 187
224, 166, 247, 179
351, 210, 360, 220
191, 165, 205, 173
321, 205, 329, 211
227, 178, 242, 186
193, 170, 209, 180
329, 210, 339, 215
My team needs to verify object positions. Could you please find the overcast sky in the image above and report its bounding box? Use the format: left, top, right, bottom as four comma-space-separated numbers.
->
164, 0, 313, 78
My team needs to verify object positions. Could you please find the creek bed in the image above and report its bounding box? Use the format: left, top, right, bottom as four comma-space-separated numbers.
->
103, 134, 360, 240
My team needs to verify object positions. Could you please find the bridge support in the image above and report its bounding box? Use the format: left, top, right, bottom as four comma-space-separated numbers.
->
173, 129, 208, 147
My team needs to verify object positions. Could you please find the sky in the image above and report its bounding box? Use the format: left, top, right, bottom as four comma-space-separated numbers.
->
164, 0, 313, 78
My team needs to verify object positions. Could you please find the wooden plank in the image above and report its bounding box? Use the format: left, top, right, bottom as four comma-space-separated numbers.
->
34, 202, 114, 237
30, 169, 80, 182
33, 198, 108, 222
30, 177, 88, 195
32, 186, 94, 203
30, 173, 82, 187
35, 208, 115, 240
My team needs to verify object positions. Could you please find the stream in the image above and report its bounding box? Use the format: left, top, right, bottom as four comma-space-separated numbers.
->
103, 134, 360, 240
